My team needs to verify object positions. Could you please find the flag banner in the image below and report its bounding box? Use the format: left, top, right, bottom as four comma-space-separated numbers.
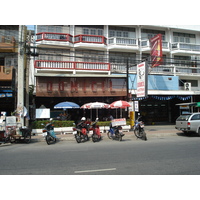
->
150, 34, 163, 68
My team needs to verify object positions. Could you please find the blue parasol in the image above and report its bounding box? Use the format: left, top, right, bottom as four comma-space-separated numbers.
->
54, 101, 80, 109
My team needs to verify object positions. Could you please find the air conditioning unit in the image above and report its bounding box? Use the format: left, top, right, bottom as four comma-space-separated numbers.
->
184, 82, 191, 91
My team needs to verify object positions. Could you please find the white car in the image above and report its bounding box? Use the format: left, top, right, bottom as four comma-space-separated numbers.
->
175, 113, 200, 135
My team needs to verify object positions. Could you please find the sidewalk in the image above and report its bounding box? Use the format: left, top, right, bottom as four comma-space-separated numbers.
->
31, 125, 179, 142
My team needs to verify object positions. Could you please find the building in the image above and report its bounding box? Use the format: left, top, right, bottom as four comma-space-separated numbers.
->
0, 25, 19, 116
27, 25, 200, 123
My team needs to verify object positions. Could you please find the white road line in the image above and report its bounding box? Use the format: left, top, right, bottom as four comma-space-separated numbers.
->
74, 168, 116, 174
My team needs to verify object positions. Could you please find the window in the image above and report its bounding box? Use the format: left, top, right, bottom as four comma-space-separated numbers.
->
83, 28, 89, 35
173, 32, 195, 43
191, 114, 200, 120
179, 79, 198, 87
91, 29, 96, 35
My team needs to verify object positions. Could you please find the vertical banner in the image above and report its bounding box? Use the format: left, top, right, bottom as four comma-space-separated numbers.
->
136, 61, 148, 98
150, 34, 163, 68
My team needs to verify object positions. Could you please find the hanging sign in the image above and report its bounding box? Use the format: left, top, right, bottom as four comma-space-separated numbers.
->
136, 61, 148, 98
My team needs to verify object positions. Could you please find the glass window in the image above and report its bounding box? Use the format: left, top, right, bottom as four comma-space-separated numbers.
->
123, 32, 128, 37
109, 30, 115, 37
116, 31, 122, 37
191, 114, 200, 120
90, 29, 96, 35
83, 29, 89, 35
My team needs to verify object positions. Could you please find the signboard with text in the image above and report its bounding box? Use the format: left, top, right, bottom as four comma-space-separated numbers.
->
136, 62, 148, 98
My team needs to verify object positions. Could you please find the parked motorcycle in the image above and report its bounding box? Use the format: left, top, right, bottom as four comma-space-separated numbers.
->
107, 125, 124, 141
90, 118, 101, 142
133, 115, 147, 141
42, 119, 56, 145
73, 117, 89, 143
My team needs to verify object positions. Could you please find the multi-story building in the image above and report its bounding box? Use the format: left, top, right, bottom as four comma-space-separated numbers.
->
30, 25, 200, 123
0, 25, 18, 116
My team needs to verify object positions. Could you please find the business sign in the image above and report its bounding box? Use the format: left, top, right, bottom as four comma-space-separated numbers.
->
36, 108, 50, 119
150, 34, 163, 68
136, 62, 148, 98
111, 118, 126, 126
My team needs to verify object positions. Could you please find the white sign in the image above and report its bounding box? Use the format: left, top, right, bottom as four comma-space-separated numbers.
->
136, 62, 147, 97
36, 108, 50, 119
134, 101, 139, 112
111, 118, 126, 126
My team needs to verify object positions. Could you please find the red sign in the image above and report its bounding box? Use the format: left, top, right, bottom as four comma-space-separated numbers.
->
150, 34, 163, 68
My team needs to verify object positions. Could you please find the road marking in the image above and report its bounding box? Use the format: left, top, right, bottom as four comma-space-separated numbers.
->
74, 168, 116, 174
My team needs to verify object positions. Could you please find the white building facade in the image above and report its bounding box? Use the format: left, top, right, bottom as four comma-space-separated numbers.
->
30, 25, 200, 123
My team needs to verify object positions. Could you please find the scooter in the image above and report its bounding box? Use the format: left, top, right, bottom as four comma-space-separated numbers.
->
107, 125, 124, 141
133, 115, 147, 141
90, 118, 101, 142
73, 121, 89, 143
42, 119, 56, 145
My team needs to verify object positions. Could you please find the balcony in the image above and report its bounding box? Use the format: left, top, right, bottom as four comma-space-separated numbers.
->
0, 66, 13, 81
141, 40, 170, 51
108, 37, 138, 51
0, 36, 16, 52
74, 34, 107, 44
36, 32, 73, 47
171, 43, 200, 53
34, 60, 111, 75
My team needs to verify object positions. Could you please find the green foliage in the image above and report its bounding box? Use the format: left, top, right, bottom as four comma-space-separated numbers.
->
31, 119, 130, 129
31, 120, 75, 129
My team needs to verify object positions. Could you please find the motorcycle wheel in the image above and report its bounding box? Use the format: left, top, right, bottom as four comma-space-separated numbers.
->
118, 134, 122, 141
45, 135, 51, 145
9, 136, 16, 143
107, 131, 112, 139
92, 134, 98, 142
24, 133, 31, 144
141, 130, 147, 141
84, 134, 89, 141
134, 128, 143, 138
75, 134, 81, 143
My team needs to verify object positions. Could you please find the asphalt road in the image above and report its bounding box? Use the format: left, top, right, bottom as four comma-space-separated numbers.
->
1, 134, 200, 175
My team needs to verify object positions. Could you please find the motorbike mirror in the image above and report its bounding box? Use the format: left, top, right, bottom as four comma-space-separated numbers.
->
50, 118, 53, 121
96, 118, 99, 121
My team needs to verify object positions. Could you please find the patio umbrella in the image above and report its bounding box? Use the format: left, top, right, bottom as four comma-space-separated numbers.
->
54, 101, 80, 109
109, 100, 131, 118
81, 102, 109, 119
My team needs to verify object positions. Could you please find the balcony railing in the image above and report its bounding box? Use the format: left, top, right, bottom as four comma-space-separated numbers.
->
141, 40, 169, 49
34, 60, 110, 71
108, 37, 137, 46
0, 66, 13, 81
171, 42, 200, 51
74, 34, 107, 45
0, 36, 16, 52
36, 32, 73, 43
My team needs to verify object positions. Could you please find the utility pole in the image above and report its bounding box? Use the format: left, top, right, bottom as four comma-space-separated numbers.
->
25, 30, 31, 126
17, 25, 26, 126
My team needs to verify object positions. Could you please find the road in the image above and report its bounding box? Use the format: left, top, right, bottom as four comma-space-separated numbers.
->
1, 134, 200, 175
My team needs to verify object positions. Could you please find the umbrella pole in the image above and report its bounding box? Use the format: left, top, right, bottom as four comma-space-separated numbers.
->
120, 108, 122, 118
90, 109, 92, 121
116, 109, 117, 118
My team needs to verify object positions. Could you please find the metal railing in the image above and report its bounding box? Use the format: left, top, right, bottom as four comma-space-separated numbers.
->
36, 32, 73, 43
108, 37, 137, 46
34, 60, 110, 71
74, 34, 107, 44
171, 42, 200, 51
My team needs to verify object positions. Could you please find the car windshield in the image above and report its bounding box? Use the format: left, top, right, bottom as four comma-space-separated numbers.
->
176, 115, 191, 121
